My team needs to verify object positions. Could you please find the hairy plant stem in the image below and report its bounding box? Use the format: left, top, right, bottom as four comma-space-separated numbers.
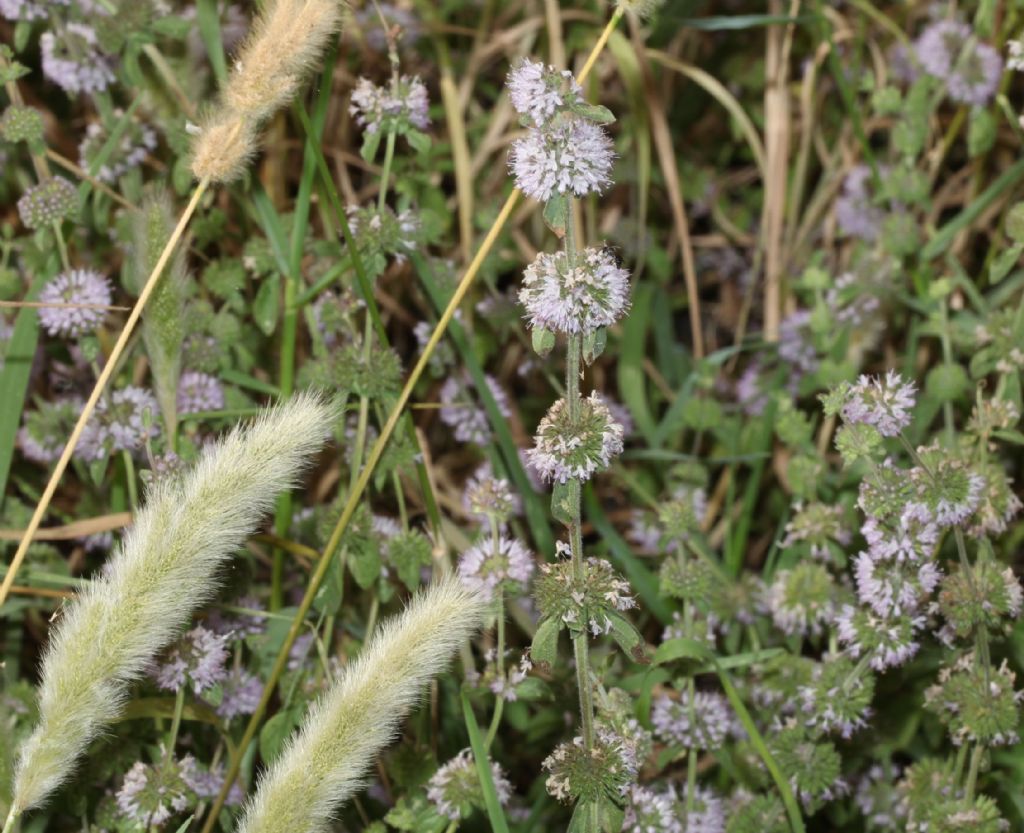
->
164, 686, 186, 764
3, 806, 17, 833
199, 18, 624, 824
485, 516, 506, 749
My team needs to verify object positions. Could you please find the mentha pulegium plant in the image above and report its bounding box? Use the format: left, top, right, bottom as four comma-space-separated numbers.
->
9, 394, 332, 819
507, 57, 640, 831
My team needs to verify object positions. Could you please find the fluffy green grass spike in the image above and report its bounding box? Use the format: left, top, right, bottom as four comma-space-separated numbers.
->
11, 393, 333, 814
237, 578, 487, 833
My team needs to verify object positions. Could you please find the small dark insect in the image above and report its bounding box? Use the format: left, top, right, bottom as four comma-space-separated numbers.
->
600, 243, 624, 268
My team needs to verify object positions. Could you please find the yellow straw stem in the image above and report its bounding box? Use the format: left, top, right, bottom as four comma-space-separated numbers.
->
200, 10, 625, 827
0, 178, 210, 609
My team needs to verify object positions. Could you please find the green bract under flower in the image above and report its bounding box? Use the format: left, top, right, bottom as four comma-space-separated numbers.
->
938, 560, 1023, 638
542, 726, 637, 805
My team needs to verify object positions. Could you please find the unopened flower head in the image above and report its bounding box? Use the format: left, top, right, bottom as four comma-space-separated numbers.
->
838, 371, 916, 437
507, 58, 584, 127
938, 561, 1023, 639
527, 392, 624, 484
457, 534, 534, 600
36, 269, 112, 339
18, 177, 78, 230
510, 117, 614, 202
622, 785, 678, 833
464, 463, 521, 524
534, 549, 635, 639
77, 386, 159, 460
915, 20, 1002, 106
349, 74, 430, 135
177, 371, 226, 415
799, 656, 875, 739
40, 23, 115, 95
543, 726, 638, 804
153, 625, 229, 695
862, 511, 939, 563
18, 399, 81, 465
346, 203, 421, 266
836, 605, 924, 671
770, 725, 848, 813
781, 502, 852, 563
427, 749, 512, 820
924, 656, 1022, 747
519, 246, 630, 335
905, 448, 985, 528
765, 562, 839, 637
651, 688, 732, 752
854, 763, 906, 831
0, 104, 44, 145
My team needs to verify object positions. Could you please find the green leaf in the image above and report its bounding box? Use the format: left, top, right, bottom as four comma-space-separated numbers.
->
253, 272, 281, 336
568, 801, 596, 833
196, 0, 228, 84
172, 817, 195, 833
260, 708, 300, 765
551, 479, 577, 526
582, 327, 607, 365
571, 102, 616, 124
460, 692, 511, 833
994, 429, 1024, 446
990, 244, 1023, 285
406, 129, 431, 154
532, 326, 556, 357
530, 617, 561, 670
349, 539, 381, 589
652, 636, 713, 666
606, 610, 648, 663
361, 129, 383, 163
543, 193, 569, 236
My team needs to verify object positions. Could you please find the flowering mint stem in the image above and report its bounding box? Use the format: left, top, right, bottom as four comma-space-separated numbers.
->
965, 743, 984, 800
485, 586, 505, 749
164, 685, 186, 765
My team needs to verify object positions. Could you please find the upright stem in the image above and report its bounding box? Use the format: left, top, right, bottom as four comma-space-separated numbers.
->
164, 685, 186, 763
965, 743, 984, 801
2, 807, 18, 833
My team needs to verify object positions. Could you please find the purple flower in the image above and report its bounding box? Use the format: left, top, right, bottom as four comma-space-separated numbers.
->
153, 626, 229, 695
78, 113, 157, 183
510, 118, 614, 202
836, 605, 924, 671
841, 370, 916, 437
507, 58, 584, 127
214, 668, 263, 719
915, 20, 1002, 106
177, 371, 226, 415
835, 165, 883, 241
457, 535, 534, 600
853, 550, 941, 617
77, 386, 159, 460
519, 245, 630, 335
18, 398, 81, 464
41, 23, 115, 95
37, 270, 112, 339
439, 372, 510, 446
350, 74, 430, 135
651, 689, 732, 751
527, 392, 624, 483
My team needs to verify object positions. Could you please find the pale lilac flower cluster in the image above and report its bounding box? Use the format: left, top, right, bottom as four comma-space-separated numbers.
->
116, 756, 196, 825
836, 605, 925, 671
0, 0, 65, 20
345, 204, 420, 264
77, 386, 159, 460
78, 115, 157, 183
543, 726, 638, 802
439, 372, 511, 445
152, 625, 228, 695
527, 392, 624, 484
177, 370, 226, 415
41, 23, 116, 95
464, 462, 522, 523
214, 668, 263, 719
427, 749, 512, 820
485, 650, 533, 702
349, 74, 430, 135
18, 398, 80, 464
835, 165, 883, 241
37, 269, 112, 338
457, 534, 534, 600
519, 246, 630, 335
915, 19, 1002, 105
841, 371, 916, 437
651, 689, 732, 751
623, 785, 679, 833
507, 58, 584, 127
510, 119, 614, 202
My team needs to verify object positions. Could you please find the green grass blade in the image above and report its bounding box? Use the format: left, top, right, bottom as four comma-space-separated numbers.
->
461, 690, 512, 833
196, 0, 228, 85
0, 275, 46, 510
